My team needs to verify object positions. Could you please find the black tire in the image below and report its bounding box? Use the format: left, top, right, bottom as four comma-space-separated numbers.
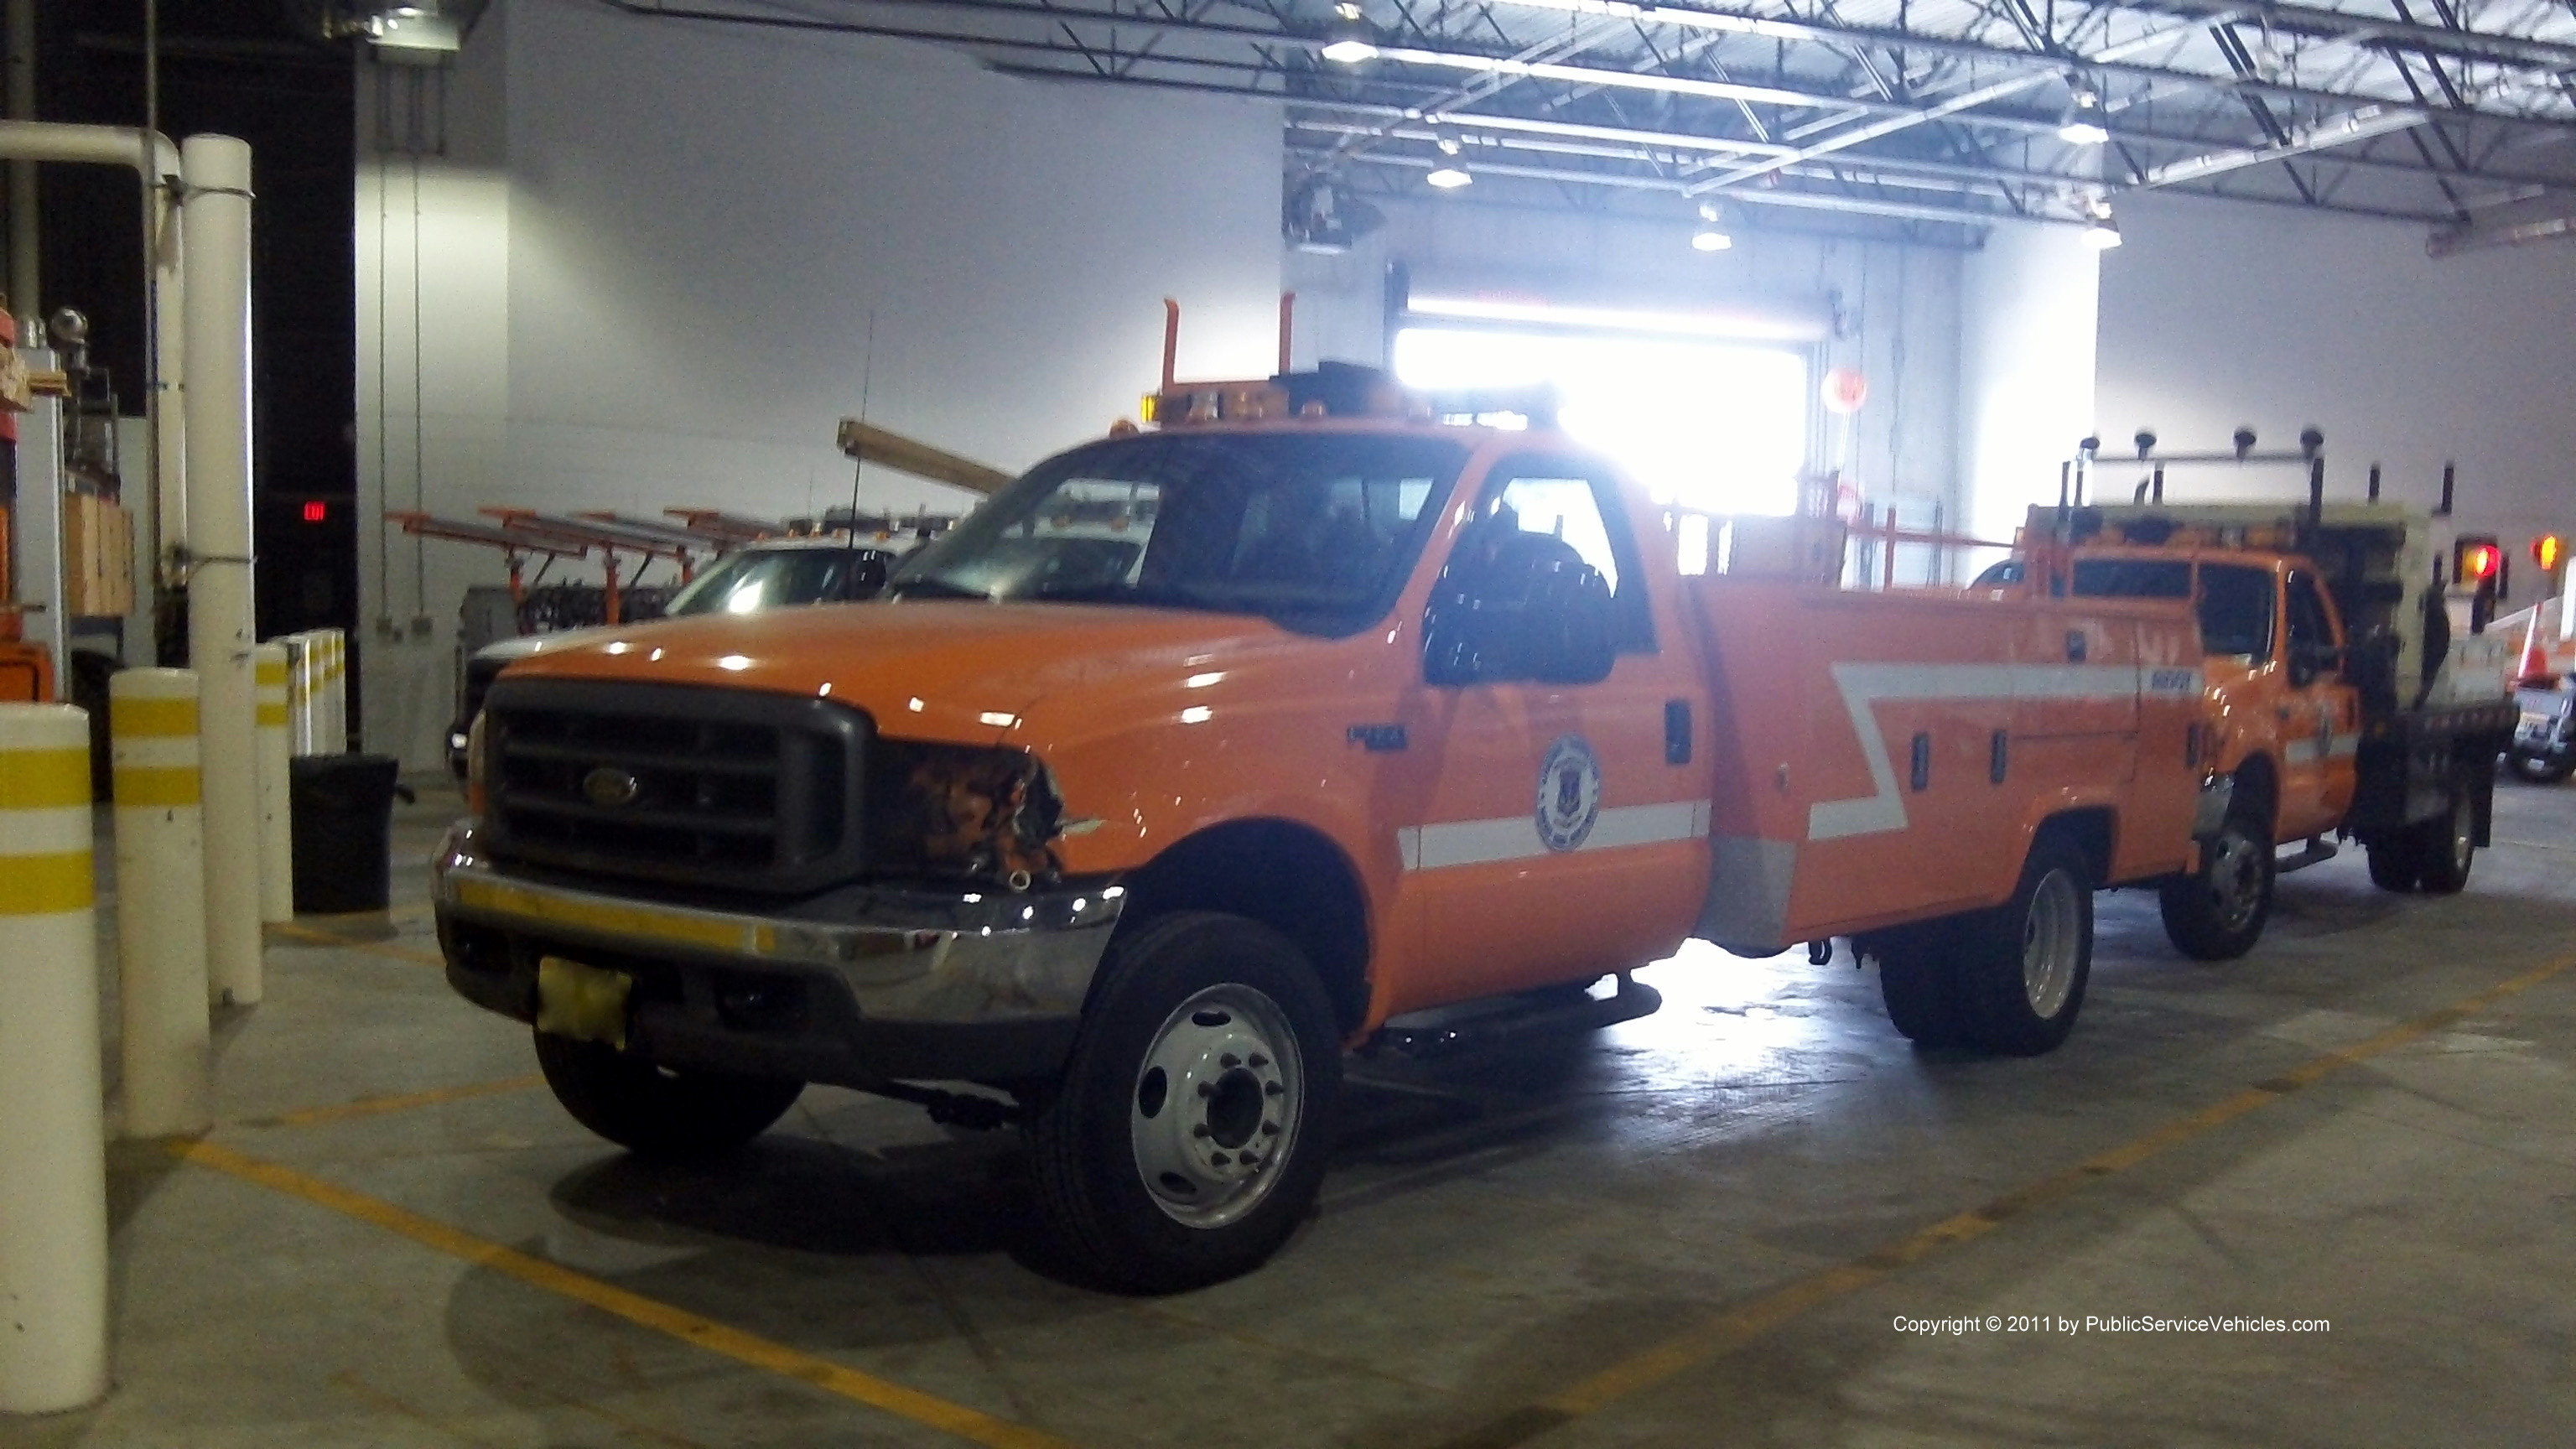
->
1025, 911, 1343, 1294
2365, 835, 2419, 892
2508, 750, 2574, 785
532, 1031, 803, 1158
1953, 840, 2093, 1057
1873, 923, 1961, 1047
2158, 808, 2276, 961
2412, 788, 2476, 896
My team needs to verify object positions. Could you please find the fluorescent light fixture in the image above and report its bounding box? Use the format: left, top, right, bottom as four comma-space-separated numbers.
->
1426, 165, 1473, 190
1690, 201, 1732, 252
2059, 83, 2109, 145
1322, 3, 1378, 63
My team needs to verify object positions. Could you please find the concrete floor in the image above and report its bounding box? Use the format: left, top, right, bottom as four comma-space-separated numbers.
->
7, 776, 2575, 1448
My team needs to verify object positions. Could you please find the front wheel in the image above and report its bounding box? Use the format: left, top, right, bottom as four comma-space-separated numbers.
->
532, 1031, 803, 1158
2365, 836, 2419, 892
2508, 749, 2574, 785
1954, 841, 2094, 1057
1025, 911, 1343, 1293
2158, 811, 2275, 961
2412, 789, 2477, 896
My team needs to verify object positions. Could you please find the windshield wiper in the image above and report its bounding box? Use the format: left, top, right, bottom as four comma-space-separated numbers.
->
886, 577, 991, 600
1020, 582, 1253, 613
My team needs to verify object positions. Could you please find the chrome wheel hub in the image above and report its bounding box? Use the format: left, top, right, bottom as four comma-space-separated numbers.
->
2022, 869, 2083, 1020
1129, 984, 1302, 1229
2205, 828, 2266, 931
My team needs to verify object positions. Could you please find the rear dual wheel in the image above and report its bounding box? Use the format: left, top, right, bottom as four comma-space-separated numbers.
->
2366, 788, 2477, 896
1875, 841, 2093, 1057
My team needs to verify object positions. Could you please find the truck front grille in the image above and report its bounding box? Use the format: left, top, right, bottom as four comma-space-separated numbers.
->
480, 678, 869, 895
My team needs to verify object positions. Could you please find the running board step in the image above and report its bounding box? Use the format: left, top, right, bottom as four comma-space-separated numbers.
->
1369, 974, 1662, 1059
2276, 839, 2341, 875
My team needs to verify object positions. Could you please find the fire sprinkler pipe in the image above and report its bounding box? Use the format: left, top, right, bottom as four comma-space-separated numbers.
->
0, 120, 189, 579
178, 134, 262, 1007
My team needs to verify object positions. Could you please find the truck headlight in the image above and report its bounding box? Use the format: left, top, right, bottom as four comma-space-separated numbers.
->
872, 740, 1065, 886
465, 710, 492, 819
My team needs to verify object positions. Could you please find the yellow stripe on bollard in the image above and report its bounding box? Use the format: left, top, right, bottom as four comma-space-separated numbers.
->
0, 749, 92, 809
112, 697, 199, 738
255, 658, 288, 686
0, 851, 96, 915
112, 767, 203, 808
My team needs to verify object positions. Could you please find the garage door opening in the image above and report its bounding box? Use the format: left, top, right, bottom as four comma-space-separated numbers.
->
1391, 326, 1811, 516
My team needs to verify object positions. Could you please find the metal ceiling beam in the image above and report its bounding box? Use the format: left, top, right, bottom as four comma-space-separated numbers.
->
1488, 0, 2576, 127
988, 61, 2576, 194
2115, 0, 2576, 71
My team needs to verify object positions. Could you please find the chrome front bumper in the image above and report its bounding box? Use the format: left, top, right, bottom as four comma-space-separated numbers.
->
431, 822, 1123, 1026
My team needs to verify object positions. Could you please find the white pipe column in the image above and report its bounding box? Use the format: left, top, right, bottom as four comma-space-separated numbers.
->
111, 668, 212, 1137
0, 121, 187, 572
0, 704, 111, 1415
181, 133, 260, 1006
255, 642, 293, 922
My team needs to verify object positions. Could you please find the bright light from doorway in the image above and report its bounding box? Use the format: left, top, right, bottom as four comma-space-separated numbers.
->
1393, 326, 1808, 514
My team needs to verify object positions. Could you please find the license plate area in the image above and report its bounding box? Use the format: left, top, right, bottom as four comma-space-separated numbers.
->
536, 955, 635, 1049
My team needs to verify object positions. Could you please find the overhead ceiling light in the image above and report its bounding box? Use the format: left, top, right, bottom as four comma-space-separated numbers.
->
2059, 81, 2109, 145
1426, 164, 1473, 190
1321, 3, 1378, 64
1690, 200, 1732, 252
2080, 201, 2123, 249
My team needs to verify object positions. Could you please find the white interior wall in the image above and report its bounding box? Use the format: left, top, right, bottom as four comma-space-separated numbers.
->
356, 0, 1281, 769
2097, 193, 2576, 546
1956, 220, 2101, 559
1285, 202, 1965, 538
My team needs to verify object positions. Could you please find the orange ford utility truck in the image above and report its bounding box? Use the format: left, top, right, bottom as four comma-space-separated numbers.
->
434, 366, 2207, 1290
1987, 471, 2516, 962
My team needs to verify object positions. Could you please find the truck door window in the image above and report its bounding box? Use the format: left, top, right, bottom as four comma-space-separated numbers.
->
2285, 572, 2335, 659
2198, 564, 2277, 662
1478, 464, 1655, 651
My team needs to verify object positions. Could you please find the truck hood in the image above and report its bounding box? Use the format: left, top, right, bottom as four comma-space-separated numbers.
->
497, 600, 1295, 743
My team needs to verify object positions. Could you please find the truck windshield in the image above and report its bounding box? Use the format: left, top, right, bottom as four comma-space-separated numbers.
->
662, 547, 884, 617
886, 433, 1469, 629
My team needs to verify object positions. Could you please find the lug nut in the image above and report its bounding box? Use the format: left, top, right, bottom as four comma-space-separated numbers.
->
1248, 1053, 1270, 1068
1197, 1081, 1216, 1098
1210, 1151, 1230, 1166
1261, 1121, 1279, 1135
1221, 1053, 1240, 1068
1265, 1082, 1285, 1097
1192, 1124, 1212, 1138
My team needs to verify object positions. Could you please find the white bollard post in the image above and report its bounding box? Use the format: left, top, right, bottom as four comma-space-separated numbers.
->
184, 133, 264, 1009
325, 629, 348, 752
111, 669, 214, 1138
254, 643, 293, 924
283, 633, 315, 756
0, 704, 112, 1414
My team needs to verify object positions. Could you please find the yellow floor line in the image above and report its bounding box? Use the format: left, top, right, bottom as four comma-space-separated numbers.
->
1428, 948, 2576, 1449
268, 920, 447, 967
169, 1140, 1081, 1449
237, 1075, 546, 1129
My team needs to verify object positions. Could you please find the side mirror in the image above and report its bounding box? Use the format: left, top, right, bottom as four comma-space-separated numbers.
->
2288, 641, 2343, 687
1425, 526, 1618, 687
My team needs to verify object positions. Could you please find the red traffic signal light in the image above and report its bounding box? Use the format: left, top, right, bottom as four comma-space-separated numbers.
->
2536, 534, 2564, 573
2460, 541, 2499, 582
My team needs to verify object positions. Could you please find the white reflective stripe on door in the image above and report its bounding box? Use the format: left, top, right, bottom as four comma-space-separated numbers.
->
1397, 800, 1711, 871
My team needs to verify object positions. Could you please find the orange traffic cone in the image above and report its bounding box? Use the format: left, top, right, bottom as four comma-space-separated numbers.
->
2516, 605, 2553, 685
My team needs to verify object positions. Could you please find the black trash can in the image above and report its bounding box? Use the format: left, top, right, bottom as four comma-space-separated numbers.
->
290, 753, 402, 914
